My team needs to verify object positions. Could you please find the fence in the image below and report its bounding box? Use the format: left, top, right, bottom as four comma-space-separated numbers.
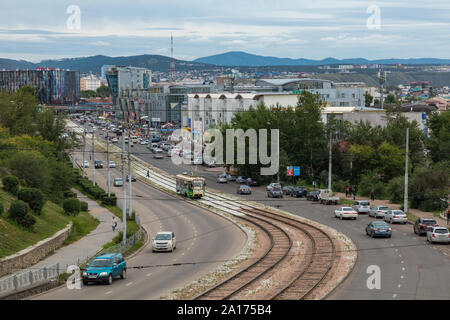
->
0, 263, 60, 298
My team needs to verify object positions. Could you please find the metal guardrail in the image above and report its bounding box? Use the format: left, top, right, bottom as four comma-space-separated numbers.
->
0, 263, 60, 298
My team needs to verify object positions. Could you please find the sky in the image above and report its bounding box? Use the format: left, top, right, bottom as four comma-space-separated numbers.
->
1, 0, 450, 62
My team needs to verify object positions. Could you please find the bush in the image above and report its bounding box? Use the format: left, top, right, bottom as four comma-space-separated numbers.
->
332, 180, 351, 194
9, 200, 29, 221
101, 194, 117, 206
358, 172, 387, 199
80, 201, 88, 212
18, 188, 45, 215
63, 190, 77, 199
0, 201, 3, 215
63, 198, 81, 216
387, 177, 404, 204
18, 214, 36, 229
2, 175, 19, 195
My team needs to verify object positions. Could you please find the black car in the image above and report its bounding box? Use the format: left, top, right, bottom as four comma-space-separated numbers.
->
246, 178, 259, 187
306, 191, 320, 201
291, 186, 307, 198
268, 187, 283, 198
126, 174, 137, 182
413, 218, 438, 236
94, 160, 104, 169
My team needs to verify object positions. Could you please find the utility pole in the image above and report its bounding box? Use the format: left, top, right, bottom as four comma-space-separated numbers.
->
121, 128, 127, 245
92, 131, 95, 187
128, 132, 132, 218
82, 130, 86, 178
106, 131, 110, 197
404, 128, 409, 213
328, 131, 332, 192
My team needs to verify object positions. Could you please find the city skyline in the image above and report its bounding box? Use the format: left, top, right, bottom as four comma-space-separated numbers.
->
2, 0, 450, 62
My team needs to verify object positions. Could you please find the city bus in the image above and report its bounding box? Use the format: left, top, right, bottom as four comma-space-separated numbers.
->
175, 174, 206, 199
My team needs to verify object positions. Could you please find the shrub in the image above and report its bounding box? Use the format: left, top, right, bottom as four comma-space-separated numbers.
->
2, 175, 19, 195
18, 214, 36, 229
101, 194, 117, 206
63, 198, 81, 216
387, 177, 404, 204
80, 201, 88, 212
9, 200, 29, 221
18, 188, 45, 215
332, 180, 351, 194
0, 201, 3, 215
358, 172, 387, 199
63, 190, 77, 199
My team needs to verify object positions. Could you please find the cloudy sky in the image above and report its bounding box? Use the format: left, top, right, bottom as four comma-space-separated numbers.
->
2, 0, 450, 62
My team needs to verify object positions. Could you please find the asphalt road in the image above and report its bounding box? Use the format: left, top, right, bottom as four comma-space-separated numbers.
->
102, 132, 450, 300
34, 143, 247, 300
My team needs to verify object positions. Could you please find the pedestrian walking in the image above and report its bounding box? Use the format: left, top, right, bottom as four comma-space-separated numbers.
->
354, 185, 358, 195
349, 186, 353, 197
370, 190, 375, 202
345, 186, 349, 198
352, 188, 356, 200
146, 170, 150, 178
112, 216, 117, 232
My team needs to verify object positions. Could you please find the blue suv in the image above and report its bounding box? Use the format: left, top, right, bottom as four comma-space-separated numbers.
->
82, 253, 127, 285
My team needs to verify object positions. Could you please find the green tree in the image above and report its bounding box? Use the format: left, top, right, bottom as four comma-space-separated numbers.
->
426, 111, 450, 163
364, 92, 374, 107
96, 85, 111, 98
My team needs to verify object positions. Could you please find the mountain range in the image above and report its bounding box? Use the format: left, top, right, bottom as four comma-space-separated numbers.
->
1, 51, 450, 74
194, 51, 450, 67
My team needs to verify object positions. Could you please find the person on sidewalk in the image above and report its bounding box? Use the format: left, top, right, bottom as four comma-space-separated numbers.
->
352, 188, 356, 200
147, 170, 150, 178
112, 216, 118, 232
370, 190, 375, 202
345, 186, 349, 198
349, 186, 353, 197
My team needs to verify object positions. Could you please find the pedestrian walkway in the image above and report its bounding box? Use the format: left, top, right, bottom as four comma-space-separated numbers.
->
2, 189, 121, 277
336, 191, 448, 225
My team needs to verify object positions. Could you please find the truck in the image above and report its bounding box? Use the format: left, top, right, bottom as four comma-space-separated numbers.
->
318, 189, 339, 205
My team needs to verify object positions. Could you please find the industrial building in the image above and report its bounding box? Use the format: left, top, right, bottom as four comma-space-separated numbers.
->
0, 69, 80, 105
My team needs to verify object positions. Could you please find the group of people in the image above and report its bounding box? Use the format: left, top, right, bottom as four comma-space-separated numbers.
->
345, 185, 358, 200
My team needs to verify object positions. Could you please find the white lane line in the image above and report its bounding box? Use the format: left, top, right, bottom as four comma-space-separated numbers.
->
398, 284, 401, 288
399, 254, 402, 258
126, 282, 133, 287
401, 261, 404, 264
402, 267, 406, 271
401, 275, 404, 279
106, 291, 113, 295
146, 273, 152, 277
393, 294, 397, 298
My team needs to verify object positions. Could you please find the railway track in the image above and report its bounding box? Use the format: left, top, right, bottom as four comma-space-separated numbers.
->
70, 122, 338, 300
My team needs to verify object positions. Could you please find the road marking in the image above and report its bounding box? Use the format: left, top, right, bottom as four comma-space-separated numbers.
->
106, 291, 113, 295
401, 261, 404, 264
393, 294, 397, 298
402, 267, 406, 271
146, 273, 152, 277
398, 284, 401, 288
398, 254, 402, 258
401, 275, 404, 279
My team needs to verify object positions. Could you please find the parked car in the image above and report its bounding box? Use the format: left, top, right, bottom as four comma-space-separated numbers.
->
154, 149, 164, 159
366, 221, 392, 238
236, 176, 248, 184
369, 206, 390, 219
82, 253, 127, 285
426, 226, 450, 244
282, 186, 294, 195
307, 191, 320, 201
237, 185, 252, 195
291, 186, 307, 198
94, 160, 104, 169
334, 207, 358, 220
217, 175, 228, 184
111, 138, 119, 143
227, 174, 237, 182
126, 174, 137, 182
152, 232, 176, 252
267, 183, 282, 191
268, 187, 283, 198
246, 178, 259, 187
414, 218, 438, 236
82, 160, 89, 168
353, 200, 371, 214
384, 210, 408, 224
109, 161, 116, 168
113, 178, 123, 187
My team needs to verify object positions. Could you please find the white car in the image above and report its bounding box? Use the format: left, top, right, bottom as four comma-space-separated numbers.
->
267, 183, 282, 191
139, 140, 147, 145
426, 227, 450, 244
82, 161, 89, 168
152, 232, 177, 252
384, 210, 408, 224
334, 207, 358, 220
109, 161, 116, 168
111, 138, 119, 143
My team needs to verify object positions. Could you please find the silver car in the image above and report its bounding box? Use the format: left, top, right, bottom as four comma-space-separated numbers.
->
369, 206, 390, 218
353, 201, 371, 214
426, 227, 450, 244
384, 210, 408, 224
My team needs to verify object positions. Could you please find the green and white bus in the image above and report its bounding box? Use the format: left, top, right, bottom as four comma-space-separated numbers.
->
175, 174, 206, 199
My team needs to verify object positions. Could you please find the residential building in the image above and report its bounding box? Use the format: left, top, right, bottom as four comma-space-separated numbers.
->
0, 69, 80, 105
80, 74, 102, 91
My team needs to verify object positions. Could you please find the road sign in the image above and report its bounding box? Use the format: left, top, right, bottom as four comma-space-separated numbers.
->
294, 166, 301, 177
287, 167, 294, 176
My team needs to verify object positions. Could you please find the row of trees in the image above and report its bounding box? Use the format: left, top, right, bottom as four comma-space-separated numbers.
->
214, 92, 449, 211
80, 85, 110, 99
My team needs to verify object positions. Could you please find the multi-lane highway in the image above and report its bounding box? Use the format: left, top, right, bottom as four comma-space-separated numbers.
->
103, 133, 450, 300
34, 142, 247, 300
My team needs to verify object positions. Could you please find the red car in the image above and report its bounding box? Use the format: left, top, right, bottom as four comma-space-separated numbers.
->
413, 218, 438, 236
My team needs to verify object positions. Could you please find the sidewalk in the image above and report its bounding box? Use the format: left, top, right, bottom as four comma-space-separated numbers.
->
336, 191, 448, 225
2, 189, 121, 276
